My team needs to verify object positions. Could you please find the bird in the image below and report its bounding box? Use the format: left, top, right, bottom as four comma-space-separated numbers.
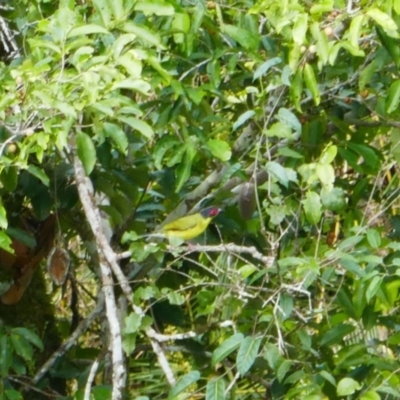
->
158, 206, 222, 241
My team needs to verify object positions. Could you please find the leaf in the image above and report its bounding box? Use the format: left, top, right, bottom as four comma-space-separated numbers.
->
376, 26, 400, 68
222, 24, 259, 51
76, 132, 96, 175
135, 0, 174, 16
212, 333, 244, 366
125, 313, 142, 334
367, 229, 381, 248
366, 276, 383, 303
253, 57, 281, 81
292, 13, 308, 46
68, 24, 109, 38
337, 377, 362, 396
276, 108, 301, 134
103, 123, 128, 154
310, 22, 329, 65
302, 191, 322, 224
233, 110, 255, 131
119, 117, 154, 139
236, 336, 262, 376
0, 336, 13, 378
175, 143, 196, 192
265, 161, 289, 188
316, 163, 335, 188
385, 80, 400, 114
122, 22, 165, 49
11, 328, 43, 351
92, 0, 112, 27
0, 204, 7, 230
206, 378, 226, 400
320, 144, 337, 164
0, 231, 13, 253
290, 69, 303, 112
111, 79, 151, 94
277, 360, 292, 382
348, 15, 365, 51
366, 9, 399, 38
167, 291, 185, 305
360, 391, 381, 400
303, 63, 320, 105
26, 165, 50, 186
10, 333, 33, 362
206, 139, 232, 161
321, 324, 355, 346
168, 371, 201, 399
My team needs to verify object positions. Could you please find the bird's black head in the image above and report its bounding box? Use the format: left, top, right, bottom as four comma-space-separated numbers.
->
200, 206, 222, 219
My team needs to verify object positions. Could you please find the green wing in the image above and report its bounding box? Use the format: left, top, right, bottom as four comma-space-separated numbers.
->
160, 214, 201, 233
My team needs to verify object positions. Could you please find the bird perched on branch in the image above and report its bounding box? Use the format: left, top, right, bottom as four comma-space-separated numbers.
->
158, 206, 222, 241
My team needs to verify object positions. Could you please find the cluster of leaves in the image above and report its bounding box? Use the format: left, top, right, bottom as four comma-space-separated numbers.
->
1, 0, 400, 399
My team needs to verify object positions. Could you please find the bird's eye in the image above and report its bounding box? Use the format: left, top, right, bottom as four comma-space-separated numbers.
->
210, 209, 218, 216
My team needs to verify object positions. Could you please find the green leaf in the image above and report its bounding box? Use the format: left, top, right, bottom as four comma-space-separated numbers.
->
76, 132, 97, 175
292, 13, 308, 46
25, 165, 50, 186
0, 167, 18, 192
168, 371, 201, 399
366, 9, 399, 38
316, 163, 335, 188
0, 231, 13, 253
277, 108, 301, 134
175, 143, 196, 192
135, 0, 174, 16
321, 324, 355, 346
0, 336, 13, 378
367, 229, 381, 248
11, 328, 43, 351
303, 63, 320, 105
233, 110, 256, 131
68, 24, 109, 38
310, 0, 333, 14
320, 144, 337, 164
111, 79, 151, 94
0, 204, 7, 230
206, 139, 232, 161
337, 377, 362, 396
122, 22, 165, 49
206, 378, 226, 400
265, 161, 290, 188
310, 22, 329, 65
103, 123, 128, 154
212, 333, 244, 366
302, 191, 322, 224
253, 57, 281, 81
167, 291, 185, 305
385, 80, 400, 114
348, 15, 365, 51
92, 0, 112, 27
360, 391, 381, 400
5, 390, 23, 400
10, 333, 33, 362
277, 360, 292, 382
290, 69, 303, 112
222, 24, 259, 51
236, 336, 262, 376
172, 13, 190, 44
109, 0, 124, 19
125, 313, 142, 334
376, 26, 400, 68
119, 117, 154, 139
366, 275, 383, 303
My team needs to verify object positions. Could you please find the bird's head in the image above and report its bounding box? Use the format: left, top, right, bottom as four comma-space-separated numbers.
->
200, 206, 222, 219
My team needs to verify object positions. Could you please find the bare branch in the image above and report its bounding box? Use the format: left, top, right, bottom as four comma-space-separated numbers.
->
33, 294, 105, 384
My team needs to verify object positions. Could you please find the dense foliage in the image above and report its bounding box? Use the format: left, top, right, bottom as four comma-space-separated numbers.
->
1, 0, 400, 399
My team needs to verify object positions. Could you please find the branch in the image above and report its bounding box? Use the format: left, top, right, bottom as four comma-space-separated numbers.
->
178, 243, 275, 267
73, 155, 177, 386
73, 156, 126, 399
33, 293, 105, 384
